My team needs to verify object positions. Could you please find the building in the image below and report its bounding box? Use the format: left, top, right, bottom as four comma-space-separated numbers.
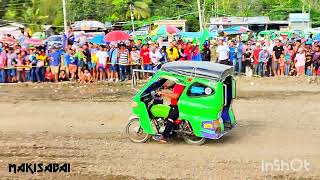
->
208, 16, 288, 32
288, 13, 311, 30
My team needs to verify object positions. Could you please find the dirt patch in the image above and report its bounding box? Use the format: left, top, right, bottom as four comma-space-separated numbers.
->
0, 77, 319, 179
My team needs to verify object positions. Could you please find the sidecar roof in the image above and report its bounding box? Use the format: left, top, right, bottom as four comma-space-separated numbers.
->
161, 61, 234, 81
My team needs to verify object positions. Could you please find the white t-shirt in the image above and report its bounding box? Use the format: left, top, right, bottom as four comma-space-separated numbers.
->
96, 51, 109, 66
216, 45, 230, 60
149, 50, 162, 65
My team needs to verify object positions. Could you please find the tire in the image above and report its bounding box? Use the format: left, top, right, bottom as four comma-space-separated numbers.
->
125, 118, 150, 143
182, 135, 207, 145
181, 121, 207, 145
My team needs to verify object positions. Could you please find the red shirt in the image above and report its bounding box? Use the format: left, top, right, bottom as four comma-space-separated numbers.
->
171, 84, 185, 106
253, 48, 261, 65
184, 46, 192, 60
140, 48, 150, 64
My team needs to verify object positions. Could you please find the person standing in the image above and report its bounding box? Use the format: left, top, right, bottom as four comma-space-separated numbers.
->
96, 45, 108, 81
284, 44, 294, 76
312, 45, 320, 80
243, 45, 253, 77
294, 48, 306, 76
109, 42, 119, 82
209, 40, 218, 62
272, 39, 284, 76
130, 45, 141, 81
201, 44, 211, 61
166, 42, 179, 62
216, 40, 230, 65
229, 41, 236, 66
35, 49, 47, 83
0, 49, 6, 83
66, 49, 78, 81
140, 44, 151, 79
235, 41, 244, 74
82, 43, 91, 71
149, 46, 162, 70
5, 47, 16, 83
252, 44, 262, 76
258, 47, 270, 77
48, 47, 61, 82
118, 44, 129, 81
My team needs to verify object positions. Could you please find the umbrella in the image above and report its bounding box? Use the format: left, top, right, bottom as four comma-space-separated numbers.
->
0, 36, 16, 44
222, 26, 251, 35
150, 25, 180, 36
104, 31, 130, 42
24, 38, 44, 45
89, 34, 106, 45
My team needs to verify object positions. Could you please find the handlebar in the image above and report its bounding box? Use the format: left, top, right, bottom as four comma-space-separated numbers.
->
141, 90, 162, 99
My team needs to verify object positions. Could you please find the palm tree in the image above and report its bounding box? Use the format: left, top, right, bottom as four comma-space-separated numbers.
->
126, 0, 152, 20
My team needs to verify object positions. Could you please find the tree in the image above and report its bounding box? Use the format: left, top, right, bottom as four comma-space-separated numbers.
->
111, 0, 152, 20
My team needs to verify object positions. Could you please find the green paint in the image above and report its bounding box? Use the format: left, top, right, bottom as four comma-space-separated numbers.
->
131, 69, 236, 138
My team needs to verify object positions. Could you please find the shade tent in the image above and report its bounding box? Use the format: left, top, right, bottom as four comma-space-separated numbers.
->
178, 31, 218, 39
221, 26, 251, 35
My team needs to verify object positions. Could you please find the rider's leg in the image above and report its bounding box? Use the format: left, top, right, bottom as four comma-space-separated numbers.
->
162, 106, 179, 139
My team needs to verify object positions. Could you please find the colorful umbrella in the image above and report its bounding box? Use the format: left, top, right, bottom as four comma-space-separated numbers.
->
150, 25, 180, 36
0, 36, 16, 44
89, 34, 106, 45
24, 38, 44, 45
104, 31, 130, 42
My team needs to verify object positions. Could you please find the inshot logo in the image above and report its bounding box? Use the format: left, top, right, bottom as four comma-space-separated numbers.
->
261, 159, 310, 172
8, 163, 71, 174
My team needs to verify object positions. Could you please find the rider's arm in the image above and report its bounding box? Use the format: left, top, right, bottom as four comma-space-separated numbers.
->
158, 90, 180, 100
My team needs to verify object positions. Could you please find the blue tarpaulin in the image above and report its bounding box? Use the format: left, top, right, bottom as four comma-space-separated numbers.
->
315, 33, 320, 41
89, 35, 106, 45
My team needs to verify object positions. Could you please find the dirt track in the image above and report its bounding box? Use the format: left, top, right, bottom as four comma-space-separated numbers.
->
0, 77, 319, 179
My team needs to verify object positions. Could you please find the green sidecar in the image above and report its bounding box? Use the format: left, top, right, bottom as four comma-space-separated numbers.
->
125, 61, 237, 145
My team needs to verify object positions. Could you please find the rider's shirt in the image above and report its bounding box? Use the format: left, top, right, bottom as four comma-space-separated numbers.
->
171, 84, 185, 106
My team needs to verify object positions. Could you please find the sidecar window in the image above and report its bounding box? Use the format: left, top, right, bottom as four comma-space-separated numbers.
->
187, 83, 214, 97
141, 78, 167, 97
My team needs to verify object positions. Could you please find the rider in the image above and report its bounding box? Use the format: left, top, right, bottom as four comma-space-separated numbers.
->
152, 80, 185, 143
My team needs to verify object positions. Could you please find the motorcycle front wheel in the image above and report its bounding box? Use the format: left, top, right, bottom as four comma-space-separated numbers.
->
125, 118, 150, 143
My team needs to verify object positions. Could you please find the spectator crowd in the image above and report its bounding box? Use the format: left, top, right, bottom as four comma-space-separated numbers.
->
0, 32, 320, 84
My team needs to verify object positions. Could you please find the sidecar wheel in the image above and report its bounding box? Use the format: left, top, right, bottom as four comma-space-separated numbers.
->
125, 118, 150, 143
182, 135, 207, 145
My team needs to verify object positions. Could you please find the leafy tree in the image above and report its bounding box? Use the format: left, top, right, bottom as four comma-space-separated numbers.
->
1, 0, 320, 30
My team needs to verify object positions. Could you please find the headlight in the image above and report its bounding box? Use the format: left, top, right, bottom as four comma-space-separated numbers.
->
131, 102, 138, 108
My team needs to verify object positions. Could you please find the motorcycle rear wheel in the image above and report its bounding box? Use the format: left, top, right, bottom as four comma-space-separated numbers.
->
125, 118, 150, 143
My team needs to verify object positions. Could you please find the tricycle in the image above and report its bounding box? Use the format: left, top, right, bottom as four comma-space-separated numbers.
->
125, 61, 237, 145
